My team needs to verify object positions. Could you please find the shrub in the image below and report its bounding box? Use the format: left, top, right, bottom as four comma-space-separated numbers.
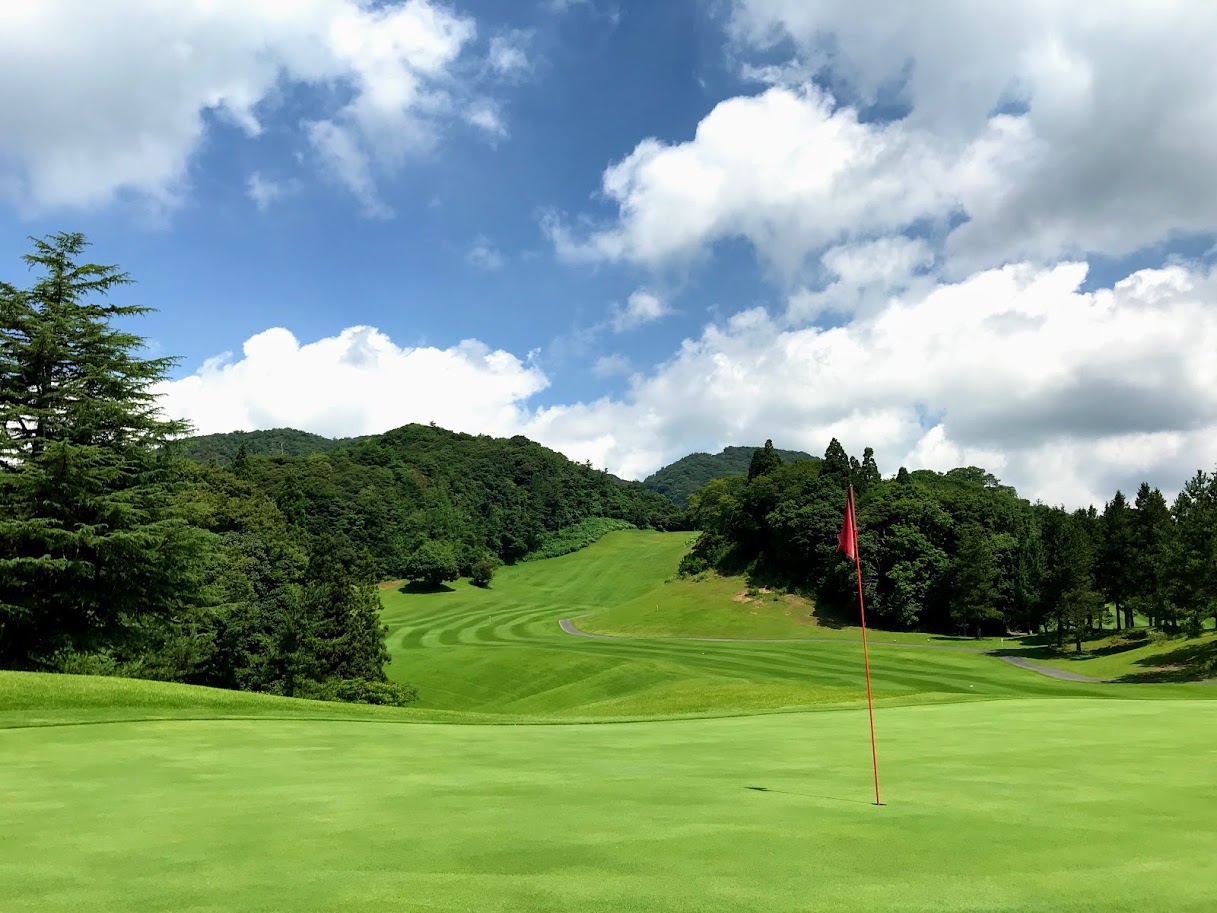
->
308, 678, 419, 707
470, 556, 499, 588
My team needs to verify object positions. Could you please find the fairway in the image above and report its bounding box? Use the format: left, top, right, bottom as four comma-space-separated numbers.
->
4, 531, 1217, 912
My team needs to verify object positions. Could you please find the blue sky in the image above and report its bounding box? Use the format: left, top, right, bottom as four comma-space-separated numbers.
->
4, 0, 1217, 507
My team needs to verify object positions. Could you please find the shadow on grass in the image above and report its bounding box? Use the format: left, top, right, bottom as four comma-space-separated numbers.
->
991, 631, 1150, 663
745, 786, 873, 806
397, 581, 457, 594
1116, 639, 1217, 683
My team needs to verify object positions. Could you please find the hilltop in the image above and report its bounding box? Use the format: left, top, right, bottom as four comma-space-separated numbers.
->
643, 444, 816, 507
174, 427, 369, 463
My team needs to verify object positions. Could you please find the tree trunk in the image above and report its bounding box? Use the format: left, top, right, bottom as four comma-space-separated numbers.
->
1126, 607, 1134, 629
1056, 612, 1064, 647
1075, 629, 1083, 653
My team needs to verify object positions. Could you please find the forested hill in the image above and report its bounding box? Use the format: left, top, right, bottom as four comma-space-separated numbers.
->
178, 428, 369, 463
194, 423, 686, 575
644, 445, 816, 507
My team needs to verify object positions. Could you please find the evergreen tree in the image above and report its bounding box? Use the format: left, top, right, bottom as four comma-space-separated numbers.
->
821, 438, 852, 489
1130, 483, 1174, 629
1167, 472, 1217, 637
950, 525, 1003, 638
0, 233, 207, 668
747, 439, 783, 482
859, 447, 881, 491
1098, 491, 1135, 630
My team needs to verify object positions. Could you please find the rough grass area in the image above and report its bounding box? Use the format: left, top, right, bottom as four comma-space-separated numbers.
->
522, 517, 637, 561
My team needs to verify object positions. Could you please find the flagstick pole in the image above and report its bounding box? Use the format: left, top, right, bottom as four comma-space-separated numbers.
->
850, 486, 882, 807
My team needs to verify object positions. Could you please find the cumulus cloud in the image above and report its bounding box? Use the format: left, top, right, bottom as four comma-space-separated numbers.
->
157, 326, 548, 440
0, 0, 486, 214
728, 0, 1217, 272
549, 3, 1217, 279
544, 86, 985, 277
611, 290, 670, 332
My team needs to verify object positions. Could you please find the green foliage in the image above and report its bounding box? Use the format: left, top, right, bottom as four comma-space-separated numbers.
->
189, 423, 685, 576
746, 439, 783, 482
469, 554, 499, 588
176, 428, 368, 463
950, 526, 1005, 638
642, 444, 814, 507
1167, 471, 1217, 637
523, 517, 635, 561
404, 540, 460, 587
0, 233, 210, 668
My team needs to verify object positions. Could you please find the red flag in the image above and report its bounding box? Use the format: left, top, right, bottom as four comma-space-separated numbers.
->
837, 487, 857, 561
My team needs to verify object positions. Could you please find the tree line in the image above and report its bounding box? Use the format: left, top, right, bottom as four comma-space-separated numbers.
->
685, 440, 1217, 649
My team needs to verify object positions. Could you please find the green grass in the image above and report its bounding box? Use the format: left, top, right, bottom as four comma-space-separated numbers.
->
998, 630, 1217, 683
3, 691, 1216, 912
4, 530, 1217, 912
577, 566, 1015, 647
379, 531, 1203, 719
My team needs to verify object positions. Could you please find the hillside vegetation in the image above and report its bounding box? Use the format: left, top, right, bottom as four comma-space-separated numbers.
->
175, 427, 369, 463
643, 443, 815, 506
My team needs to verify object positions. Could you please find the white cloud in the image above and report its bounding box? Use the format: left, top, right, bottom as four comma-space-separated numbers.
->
488, 31, 532, 78
0, 0, 484, 214
548, 3, 1217, 281
465, 104, 509, 140
544, 85, 971, 277
728, 0, 1217, 272
611, 290, 670, 332
466, 236, 506, 271
246, 172, 287, 212
592, 354, 632, 377
158, 326, 548, 440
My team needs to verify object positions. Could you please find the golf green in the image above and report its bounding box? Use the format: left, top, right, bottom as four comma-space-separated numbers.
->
2, 699, 1215, 912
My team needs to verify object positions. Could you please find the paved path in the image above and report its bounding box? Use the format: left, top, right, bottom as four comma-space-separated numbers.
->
557, 617, 1111, 684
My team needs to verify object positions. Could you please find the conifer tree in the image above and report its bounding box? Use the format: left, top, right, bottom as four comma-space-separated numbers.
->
0, 233, 205, 667
747, 439, 782, 482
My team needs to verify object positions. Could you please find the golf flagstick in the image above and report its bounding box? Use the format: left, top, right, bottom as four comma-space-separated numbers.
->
838, 485, 881, 806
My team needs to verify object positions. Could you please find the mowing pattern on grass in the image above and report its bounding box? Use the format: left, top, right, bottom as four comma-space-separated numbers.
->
378, 531, 1202, 720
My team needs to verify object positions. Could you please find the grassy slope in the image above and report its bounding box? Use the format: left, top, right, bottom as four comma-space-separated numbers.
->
379, 531, 1209, 720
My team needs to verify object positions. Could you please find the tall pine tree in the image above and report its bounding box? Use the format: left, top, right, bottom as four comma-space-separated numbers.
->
0, 233, 206, 667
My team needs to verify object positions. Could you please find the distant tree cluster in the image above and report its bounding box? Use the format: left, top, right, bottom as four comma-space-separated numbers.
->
684, 438, 1217, 647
